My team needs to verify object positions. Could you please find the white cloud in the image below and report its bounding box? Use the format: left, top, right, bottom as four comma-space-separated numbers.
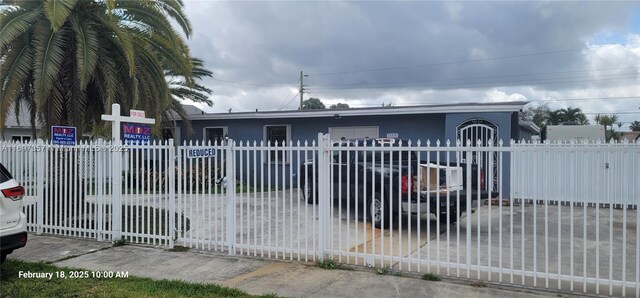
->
584, 34, 640, 73
443, 2, 463, 21
181, 1, 639, 129
483, 90, 528, 103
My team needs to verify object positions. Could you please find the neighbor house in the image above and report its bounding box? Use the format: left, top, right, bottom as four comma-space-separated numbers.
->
1, 102, 41, 141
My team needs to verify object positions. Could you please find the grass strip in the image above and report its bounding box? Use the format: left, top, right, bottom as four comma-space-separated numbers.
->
1, 259, 275, 298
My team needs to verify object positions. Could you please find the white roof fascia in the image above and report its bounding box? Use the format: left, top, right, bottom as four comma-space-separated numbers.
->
180, 102, 527, 121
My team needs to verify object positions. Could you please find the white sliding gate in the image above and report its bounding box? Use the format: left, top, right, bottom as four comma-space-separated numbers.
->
1, 136, 639, 297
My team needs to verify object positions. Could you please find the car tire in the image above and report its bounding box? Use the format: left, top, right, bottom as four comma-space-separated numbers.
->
368, 192, 393, 229
303, 179, 317, 204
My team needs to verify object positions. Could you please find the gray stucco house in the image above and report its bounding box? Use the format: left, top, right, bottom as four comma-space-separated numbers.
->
170, 101, 535, 145
168, 101, 539, 195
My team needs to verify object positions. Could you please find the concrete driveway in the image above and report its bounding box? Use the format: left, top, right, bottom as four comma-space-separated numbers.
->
80, 191, 638, 296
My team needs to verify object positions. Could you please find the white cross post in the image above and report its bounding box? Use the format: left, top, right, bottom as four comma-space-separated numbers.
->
101, 103, 155, 239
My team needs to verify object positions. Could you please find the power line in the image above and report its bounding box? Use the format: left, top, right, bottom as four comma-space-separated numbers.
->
309, 42, 640, 76
341, 97, 639, 108
583, 111, 640, 115
308, 75, 639, 94
308, 67, 637, 88
278, 91, 301, 111
309, 72, 637, 91
531, 96, 640, 102
212, 77, 295, 88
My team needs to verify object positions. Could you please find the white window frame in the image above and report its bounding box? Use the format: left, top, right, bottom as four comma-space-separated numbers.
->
328, 126, 379, 141
10, 135, 31, 142
203, 126, 228, 145
263, 124, 291, 164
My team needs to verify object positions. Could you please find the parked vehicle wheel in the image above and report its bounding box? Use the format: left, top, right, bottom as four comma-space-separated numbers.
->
303, 179, 317, 204
368, 192, 394, 229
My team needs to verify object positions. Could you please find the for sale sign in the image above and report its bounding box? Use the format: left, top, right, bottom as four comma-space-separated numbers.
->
51, 126, 76, 146
122, 123, 151, 145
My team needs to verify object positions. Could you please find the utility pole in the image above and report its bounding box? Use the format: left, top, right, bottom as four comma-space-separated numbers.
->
299, 71, 308, 110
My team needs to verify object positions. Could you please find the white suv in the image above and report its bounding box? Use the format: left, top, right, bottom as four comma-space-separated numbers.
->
0, 163, 27, 264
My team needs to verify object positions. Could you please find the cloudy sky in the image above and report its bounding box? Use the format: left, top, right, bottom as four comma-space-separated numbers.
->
182, 1, 639, 129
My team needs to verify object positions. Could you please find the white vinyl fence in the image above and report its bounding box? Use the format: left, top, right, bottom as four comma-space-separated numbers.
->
1, 136, 638, 297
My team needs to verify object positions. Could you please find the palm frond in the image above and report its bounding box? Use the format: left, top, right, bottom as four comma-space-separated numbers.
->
94, 51, 120, 108
70, 15, 99, 90
0, 7, 41, 49
39, 75, 66, 132
170, 83, 212, 106
105, 0, 115, 12
0, 38, 34, 127
33, 21, 69, 110
142, 31, 192, 82
114, 0, 178, 44
191, 57, 213, 78
149, 0, 192, 38
43, 0, 77, 31
96, 13, 135, 77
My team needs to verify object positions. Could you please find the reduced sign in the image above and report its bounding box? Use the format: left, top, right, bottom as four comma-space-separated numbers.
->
187, 148, 217, 159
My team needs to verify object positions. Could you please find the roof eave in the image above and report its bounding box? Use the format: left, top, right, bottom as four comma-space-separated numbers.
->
175, 101, 528, 121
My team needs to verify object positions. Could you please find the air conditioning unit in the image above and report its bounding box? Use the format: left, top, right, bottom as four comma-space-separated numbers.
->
419, 163, 463, 191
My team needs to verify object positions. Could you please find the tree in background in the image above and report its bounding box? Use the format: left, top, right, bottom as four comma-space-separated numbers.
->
520, 102, 550, 128
629, 121, 640, 131
593, 114, 620, 141
302, 98, 326, 110
559, 106, 589, 125
0, 0, 211, 138
329, 103, 350, 109
543, 110, 564, 126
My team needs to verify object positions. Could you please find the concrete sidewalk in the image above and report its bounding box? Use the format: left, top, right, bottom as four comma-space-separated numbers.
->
8, 234, 572, 298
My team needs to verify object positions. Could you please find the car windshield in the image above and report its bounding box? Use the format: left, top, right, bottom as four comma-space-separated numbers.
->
0, 163, 13, 183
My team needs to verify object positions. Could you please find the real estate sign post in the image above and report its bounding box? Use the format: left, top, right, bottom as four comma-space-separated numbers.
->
101, 103, 155, 239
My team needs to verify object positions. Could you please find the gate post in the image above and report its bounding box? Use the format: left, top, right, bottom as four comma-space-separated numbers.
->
111, 139, 123, 240
35, 139, 45, 235
317, 133, 330, 261
168, 139, 176, 248
96, 139, 104, 242
226, 139, 236, 255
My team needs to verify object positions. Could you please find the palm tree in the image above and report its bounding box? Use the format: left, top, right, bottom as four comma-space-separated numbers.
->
543, 110, 564, 125
0, 0, 210, 138
593, 113, 619, 141
630, 121, 640, 131
559, 106, 588, 125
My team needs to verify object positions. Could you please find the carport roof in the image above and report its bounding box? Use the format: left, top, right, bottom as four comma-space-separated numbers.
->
176, 101, 528, 121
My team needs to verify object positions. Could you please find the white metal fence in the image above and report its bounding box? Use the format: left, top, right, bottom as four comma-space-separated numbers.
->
512, 141, 638, 206
1, 136, 638, 297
